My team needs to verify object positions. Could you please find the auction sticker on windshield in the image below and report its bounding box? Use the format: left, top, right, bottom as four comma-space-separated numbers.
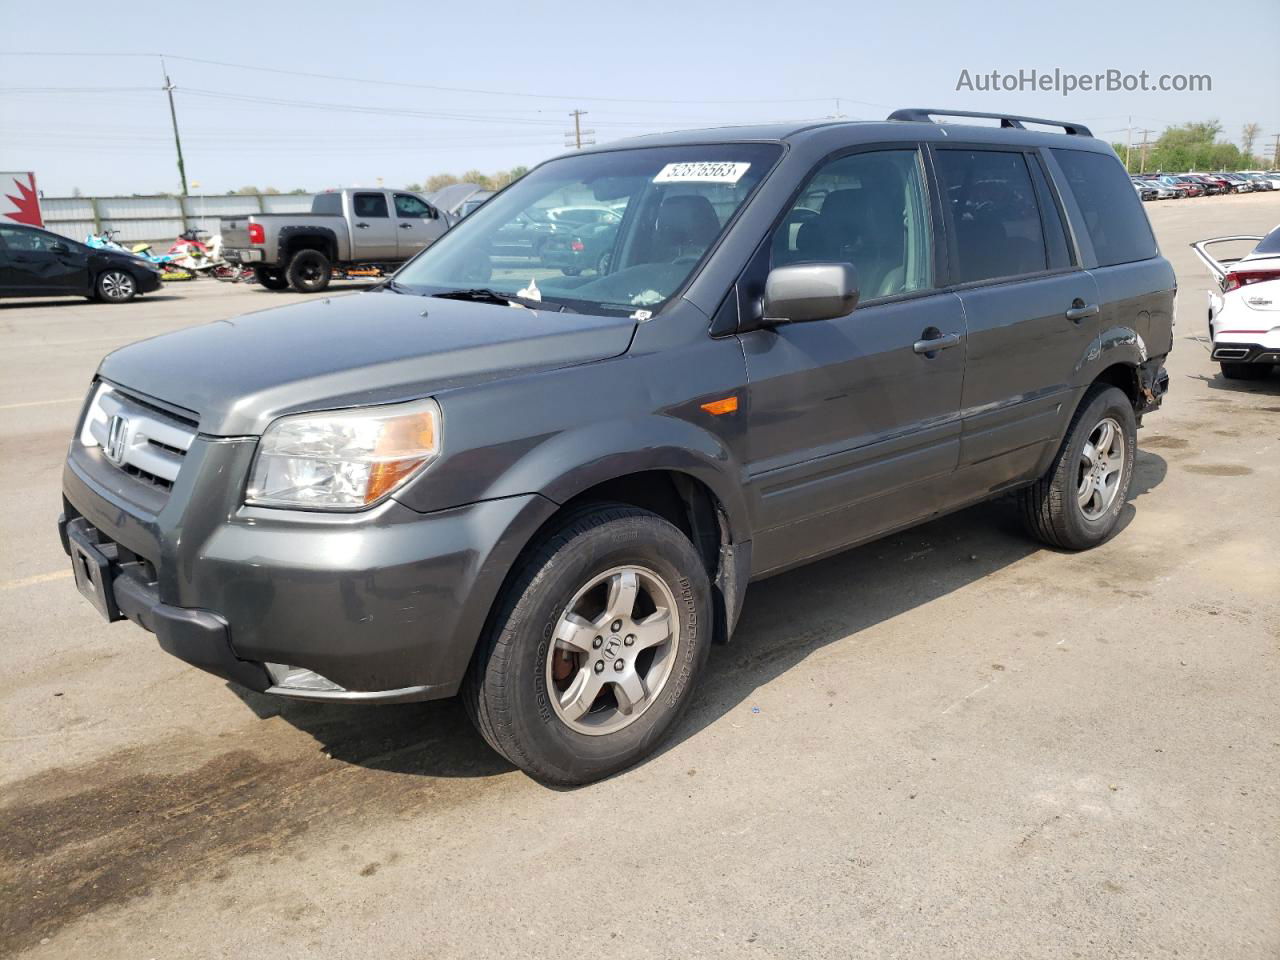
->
653, 162, 751, 184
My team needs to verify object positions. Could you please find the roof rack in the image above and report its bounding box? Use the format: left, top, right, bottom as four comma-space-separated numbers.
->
886, 108, 1093, 138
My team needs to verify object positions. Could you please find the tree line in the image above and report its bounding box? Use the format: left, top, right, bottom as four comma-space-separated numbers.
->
1110, 121, 1275, 174
407, 167, 531, 194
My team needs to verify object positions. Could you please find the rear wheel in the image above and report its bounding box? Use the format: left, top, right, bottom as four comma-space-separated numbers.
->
286, 250, 331, 293
1220, 362, 1272, 380
1018, 385, 1136, 550
256, 266, 290, 290
96, 270, 137, 303
465, 505, 712, 785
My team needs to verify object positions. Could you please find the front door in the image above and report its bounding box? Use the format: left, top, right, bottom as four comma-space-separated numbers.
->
393, 193, 448, 258
349, 192, 398, 260
740, 147, 967, 575
0, 226, 89, 295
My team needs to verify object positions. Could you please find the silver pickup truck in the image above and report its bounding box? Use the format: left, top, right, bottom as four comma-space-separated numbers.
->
221, 188, 450, 293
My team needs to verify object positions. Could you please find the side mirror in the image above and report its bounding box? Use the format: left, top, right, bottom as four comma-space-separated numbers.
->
762, 262, 860, 325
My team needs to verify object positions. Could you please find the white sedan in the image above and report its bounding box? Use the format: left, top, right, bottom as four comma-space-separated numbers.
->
1192, 225, 1280, 379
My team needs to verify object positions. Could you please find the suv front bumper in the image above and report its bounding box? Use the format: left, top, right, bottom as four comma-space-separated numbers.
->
61, 437, 556, 703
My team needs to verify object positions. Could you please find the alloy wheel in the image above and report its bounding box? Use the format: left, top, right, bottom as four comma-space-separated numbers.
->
1077, 416, 1125, 520
100, 271, 135, 301
545, 565, 679, 736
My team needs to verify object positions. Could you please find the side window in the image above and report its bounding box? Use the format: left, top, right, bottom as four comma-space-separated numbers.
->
352, 193, 389, 218
0, 226, 45, 252
772, 149, 933, 300
1027, 155, 1074, 270
1050, 149, 1158, 267
394, 194, 435, 219
934, 149, 1048, 284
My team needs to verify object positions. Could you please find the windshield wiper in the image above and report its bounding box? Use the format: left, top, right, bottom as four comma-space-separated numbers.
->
380, 277, 414, 294
431, 288, 575, 313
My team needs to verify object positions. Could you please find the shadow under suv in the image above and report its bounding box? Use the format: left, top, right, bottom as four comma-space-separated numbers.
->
59, 109, 1174, 785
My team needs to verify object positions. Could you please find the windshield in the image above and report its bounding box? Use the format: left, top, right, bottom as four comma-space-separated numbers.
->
393, 144, 781, 315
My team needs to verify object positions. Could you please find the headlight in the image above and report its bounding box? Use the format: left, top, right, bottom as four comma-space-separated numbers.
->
246, 398, 441, 510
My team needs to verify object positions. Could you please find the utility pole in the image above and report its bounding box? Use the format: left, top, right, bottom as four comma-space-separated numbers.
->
1270, 132, 1280, 169
161, 58, 189, 197
1124, 116, 1132, 171
565, 110, 594, 150
1137, 129, 1155, 174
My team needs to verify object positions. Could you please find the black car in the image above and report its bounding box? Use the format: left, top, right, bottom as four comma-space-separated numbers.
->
540, 210, 622, 275
57, 108, 1173, 785
0, 224, 162, 303
487, 208, 568, 261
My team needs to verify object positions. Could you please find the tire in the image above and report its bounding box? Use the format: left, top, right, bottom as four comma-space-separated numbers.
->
1220, 362, 1271, 380
256, 266, 290, 290
286, 250, 331, 293
96, 269, 137, 303
1018, 384, 1137, 551
561, 267, 582, 277
465, 504, 712, 786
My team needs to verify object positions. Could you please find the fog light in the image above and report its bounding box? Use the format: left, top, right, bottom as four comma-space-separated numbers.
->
265, 663, 346, 692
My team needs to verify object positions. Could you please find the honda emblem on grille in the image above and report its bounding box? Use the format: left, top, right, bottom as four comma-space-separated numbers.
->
105, 415, 129, 465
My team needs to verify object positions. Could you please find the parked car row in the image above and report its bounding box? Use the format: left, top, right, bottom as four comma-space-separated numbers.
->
1131, 171, 1280, 200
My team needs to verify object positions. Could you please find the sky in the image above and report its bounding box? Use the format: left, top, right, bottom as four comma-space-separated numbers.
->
2, 0, 1277, 197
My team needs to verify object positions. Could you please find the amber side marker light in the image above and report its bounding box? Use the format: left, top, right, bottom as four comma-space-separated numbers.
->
700, 396, 739, 416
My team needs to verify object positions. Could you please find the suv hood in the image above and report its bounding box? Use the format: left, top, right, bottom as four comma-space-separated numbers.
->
98, 290, 637, 435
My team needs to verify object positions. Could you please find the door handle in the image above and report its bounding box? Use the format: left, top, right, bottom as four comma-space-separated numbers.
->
913, 332, 961, 355
399, 223, 413, 229
1065, 300, 1099, 323
355, 222, 369, 229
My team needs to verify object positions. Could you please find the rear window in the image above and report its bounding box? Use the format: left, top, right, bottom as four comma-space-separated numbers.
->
934, 149, 1048, 284
1052, 150, 1158, 267
1254, 227, 1280, 255
311, 193, 342, 215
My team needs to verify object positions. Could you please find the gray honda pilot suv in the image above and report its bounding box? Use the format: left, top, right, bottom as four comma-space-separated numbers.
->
59, 109, 1173, 785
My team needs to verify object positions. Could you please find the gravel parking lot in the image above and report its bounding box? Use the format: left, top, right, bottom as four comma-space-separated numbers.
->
2, 195, 1278, 960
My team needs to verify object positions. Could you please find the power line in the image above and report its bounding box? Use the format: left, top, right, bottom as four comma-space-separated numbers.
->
0, 51, 885, 108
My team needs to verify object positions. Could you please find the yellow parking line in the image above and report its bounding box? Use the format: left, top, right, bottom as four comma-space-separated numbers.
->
1, 570, 72, 590
0, 397, 81, 411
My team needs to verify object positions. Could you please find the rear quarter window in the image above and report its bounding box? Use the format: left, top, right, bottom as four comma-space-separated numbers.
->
1052, 149, 1158, 267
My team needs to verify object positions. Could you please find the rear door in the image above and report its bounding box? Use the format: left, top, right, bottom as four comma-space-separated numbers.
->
348, 191, 398, 260
930, 145, 1099, 500
740, 146, 968, 574
393, 193, 447, 258
1048, 148, 1172, 359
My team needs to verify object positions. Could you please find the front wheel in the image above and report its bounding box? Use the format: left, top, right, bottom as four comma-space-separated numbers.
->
1220, 362, 1271, 380
465, 505, 712, 785
286, 250, 331, 293
96, 270, 137, 303
1018, 385, 1137, 550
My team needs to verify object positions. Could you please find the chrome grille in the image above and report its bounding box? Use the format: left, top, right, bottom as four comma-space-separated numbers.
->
79, 383, 197, 489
